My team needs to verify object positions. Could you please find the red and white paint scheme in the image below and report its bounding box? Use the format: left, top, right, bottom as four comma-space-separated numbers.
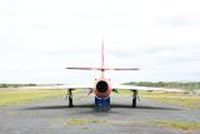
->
66, 41, 138, 98
64, 41, 183, 109
94, 78, 112, 99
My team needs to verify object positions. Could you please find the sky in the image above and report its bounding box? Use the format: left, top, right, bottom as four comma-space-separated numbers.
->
0, 0, 200, 84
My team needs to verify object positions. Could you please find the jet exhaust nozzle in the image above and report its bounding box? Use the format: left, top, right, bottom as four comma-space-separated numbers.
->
96, 80, 109, 93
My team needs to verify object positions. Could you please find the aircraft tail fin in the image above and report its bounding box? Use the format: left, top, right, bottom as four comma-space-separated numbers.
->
65, 40, 139, 77
101, 40, 105, 68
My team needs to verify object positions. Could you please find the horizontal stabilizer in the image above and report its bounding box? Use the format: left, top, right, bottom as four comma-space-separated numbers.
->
66, 67, 99, 70
109, 68, 139, 71
66, 67, 139, 71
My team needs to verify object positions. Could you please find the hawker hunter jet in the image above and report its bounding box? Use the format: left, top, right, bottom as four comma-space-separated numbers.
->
63, 41, 182, 110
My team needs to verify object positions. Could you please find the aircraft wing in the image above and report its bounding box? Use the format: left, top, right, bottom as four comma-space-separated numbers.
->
56, 84, 93, 90
113, 84, 183, 92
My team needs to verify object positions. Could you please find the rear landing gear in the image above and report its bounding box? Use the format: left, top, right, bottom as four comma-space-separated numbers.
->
132, 90, 138, 107
67, 89, 74, 107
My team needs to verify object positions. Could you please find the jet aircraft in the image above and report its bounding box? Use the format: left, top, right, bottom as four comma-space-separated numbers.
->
63, 41, 182, 110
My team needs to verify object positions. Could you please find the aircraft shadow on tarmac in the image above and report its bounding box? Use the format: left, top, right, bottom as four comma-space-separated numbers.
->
24, 104, 180, 111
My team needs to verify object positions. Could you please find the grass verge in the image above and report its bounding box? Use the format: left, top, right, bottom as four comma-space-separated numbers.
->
66, 119, 106, 125
154, 120, 200, 131
116, 90, 200, 109
0, 89, 65, 106
141, 92, 200, 109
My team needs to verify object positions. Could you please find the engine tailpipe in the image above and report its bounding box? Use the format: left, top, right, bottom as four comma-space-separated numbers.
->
95, 80, 111, 98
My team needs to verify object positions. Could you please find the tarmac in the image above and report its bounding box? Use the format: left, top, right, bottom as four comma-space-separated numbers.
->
0, 94, 200, 134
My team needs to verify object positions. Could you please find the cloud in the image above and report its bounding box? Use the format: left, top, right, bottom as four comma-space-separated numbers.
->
159, 15, 200, 28
1, 0, 200, 83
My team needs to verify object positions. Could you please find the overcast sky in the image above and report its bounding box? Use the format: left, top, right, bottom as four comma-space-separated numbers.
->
1, 0, 200, 84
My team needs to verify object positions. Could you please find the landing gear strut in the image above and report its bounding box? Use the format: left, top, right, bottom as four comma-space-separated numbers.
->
132, 90, 138, 107
67, 89, 74, 107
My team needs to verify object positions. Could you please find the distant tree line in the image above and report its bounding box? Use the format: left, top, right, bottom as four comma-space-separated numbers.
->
124, 81, 200, 90
0, 83, 37, 88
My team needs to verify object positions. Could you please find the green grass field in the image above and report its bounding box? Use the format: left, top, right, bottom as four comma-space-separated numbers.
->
141, 92, 200, 109
66, 119, 106, 125
116, 90, 200, 109
0, 89, 65, 106
0, 89, 199, 109
154, 120, 200, 131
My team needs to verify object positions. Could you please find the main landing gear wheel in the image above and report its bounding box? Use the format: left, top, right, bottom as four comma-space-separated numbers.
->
67, 89, 74, 107
132, 90, 138, 108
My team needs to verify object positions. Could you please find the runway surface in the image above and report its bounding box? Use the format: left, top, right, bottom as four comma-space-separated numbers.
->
0, 95, 199, 134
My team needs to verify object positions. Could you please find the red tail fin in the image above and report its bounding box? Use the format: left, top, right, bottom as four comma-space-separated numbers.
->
101, 40, 105, 78
65, 40, 139, 77
101, 40, 104, 68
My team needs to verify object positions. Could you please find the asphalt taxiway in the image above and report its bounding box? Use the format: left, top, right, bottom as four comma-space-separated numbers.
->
0, 95, 199, 134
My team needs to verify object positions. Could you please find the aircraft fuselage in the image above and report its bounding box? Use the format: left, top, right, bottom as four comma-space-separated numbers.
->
94, 78, 112, 98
